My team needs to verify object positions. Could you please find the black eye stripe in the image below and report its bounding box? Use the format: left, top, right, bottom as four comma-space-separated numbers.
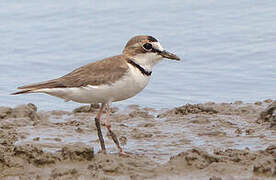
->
143, 43, 162, 54
151, 47, 162, 54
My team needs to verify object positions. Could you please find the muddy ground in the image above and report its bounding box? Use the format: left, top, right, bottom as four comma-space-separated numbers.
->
0, 100, 275, 180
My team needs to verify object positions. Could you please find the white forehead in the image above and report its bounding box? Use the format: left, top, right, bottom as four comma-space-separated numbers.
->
152, 42, 164, 51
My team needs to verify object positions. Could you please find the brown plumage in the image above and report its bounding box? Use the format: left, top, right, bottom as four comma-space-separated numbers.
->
12, 55, 129, 95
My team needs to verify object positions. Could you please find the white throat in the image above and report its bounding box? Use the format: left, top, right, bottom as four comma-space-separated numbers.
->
132, 53, 162, 72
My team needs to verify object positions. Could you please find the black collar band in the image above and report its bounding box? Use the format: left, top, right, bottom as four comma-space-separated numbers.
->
127, 59, 152, 76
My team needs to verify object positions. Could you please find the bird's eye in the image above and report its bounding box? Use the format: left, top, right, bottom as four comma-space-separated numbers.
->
143, 43, 152, 51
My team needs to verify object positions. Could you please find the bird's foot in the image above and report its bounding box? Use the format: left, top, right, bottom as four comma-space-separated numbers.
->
119, 150, 130, 157
99, 149, 107, 154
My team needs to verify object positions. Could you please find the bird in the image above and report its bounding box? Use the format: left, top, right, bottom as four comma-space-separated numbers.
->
12, 35, 180, 155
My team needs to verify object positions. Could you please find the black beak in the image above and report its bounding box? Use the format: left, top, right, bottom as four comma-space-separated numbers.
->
160, 50, 180, 61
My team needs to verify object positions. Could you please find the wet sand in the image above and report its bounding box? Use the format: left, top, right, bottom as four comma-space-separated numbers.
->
0, 100, 275, 179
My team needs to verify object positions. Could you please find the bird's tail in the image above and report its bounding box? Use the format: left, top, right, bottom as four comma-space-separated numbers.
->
11, 79, 62, 95
11, 89, 33, 95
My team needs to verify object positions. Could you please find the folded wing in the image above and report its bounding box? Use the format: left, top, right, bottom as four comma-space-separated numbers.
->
12, 55, 129, 95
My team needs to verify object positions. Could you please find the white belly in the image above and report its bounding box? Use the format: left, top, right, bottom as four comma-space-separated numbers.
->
36, 64, 150, 104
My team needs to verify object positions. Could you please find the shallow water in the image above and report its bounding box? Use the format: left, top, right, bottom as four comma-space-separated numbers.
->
1, 0, 276, 110
15, 102, 276, 164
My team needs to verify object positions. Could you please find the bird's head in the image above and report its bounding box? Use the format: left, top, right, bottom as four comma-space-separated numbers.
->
123, 35, 180, 69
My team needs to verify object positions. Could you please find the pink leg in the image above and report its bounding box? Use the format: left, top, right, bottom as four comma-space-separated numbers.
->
104, 104, 125, 155
94, 103, 106, 154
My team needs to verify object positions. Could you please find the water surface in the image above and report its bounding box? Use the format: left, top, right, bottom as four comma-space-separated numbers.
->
1, 0, 276, 110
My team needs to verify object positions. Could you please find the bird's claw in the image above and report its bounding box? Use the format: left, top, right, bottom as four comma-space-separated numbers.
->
119, 151, 130, 157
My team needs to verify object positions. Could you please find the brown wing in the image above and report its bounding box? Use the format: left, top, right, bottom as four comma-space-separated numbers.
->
12, 55, 129, 94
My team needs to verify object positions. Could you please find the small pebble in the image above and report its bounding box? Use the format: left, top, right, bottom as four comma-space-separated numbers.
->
33, 137, 40, 141
209, 176, 222, 180
264, 99, 272, 103
119, 136, 127, 145
235, 128, 242, 134
54, 138, 62, 142
75, 127, 84, 133
246, 129, 255, 135
234, 101, 243, 105
254, 101, 262, 105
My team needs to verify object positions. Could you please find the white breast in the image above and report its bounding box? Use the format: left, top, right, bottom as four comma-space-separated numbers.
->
35, 64, 150, 104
